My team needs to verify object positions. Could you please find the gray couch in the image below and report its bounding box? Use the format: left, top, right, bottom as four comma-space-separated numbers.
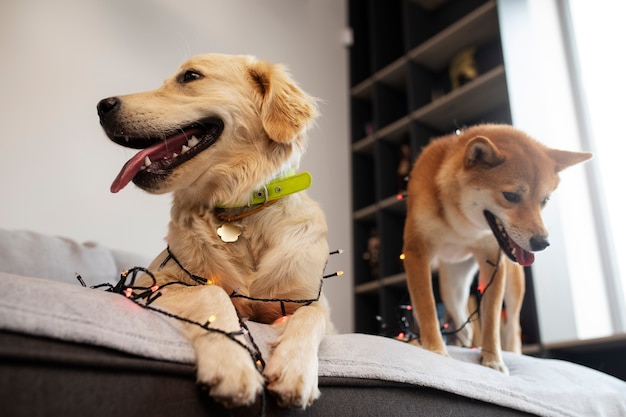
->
1, 228, 624, 417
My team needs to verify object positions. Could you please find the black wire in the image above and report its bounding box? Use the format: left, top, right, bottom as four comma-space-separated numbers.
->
440, 250, 502, 339
77, 246, 343, 415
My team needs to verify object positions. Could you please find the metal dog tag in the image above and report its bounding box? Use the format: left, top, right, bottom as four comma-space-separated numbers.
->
217, 223, 241, 243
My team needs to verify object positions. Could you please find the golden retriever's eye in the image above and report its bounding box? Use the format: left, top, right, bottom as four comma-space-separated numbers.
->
179, 69, 203, 83
541, 196, 550, 208
502, 191, 521, 203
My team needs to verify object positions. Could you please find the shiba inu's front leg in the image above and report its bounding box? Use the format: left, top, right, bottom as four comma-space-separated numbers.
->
264, 300, 329, 408
154, 284, 265, 407
476, 253, 509, 374
404, 248, 448, 355
502, 260, 524, 353
438, 257, 478, 347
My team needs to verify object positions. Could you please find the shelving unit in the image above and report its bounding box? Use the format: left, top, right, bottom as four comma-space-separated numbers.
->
349, 0, 540, 346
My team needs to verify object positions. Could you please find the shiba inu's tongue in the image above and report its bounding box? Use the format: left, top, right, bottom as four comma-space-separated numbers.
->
510, 237, 535, 267
484, 210, 535, 267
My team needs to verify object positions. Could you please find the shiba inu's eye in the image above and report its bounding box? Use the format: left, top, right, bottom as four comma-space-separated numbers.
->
502, 191, 521, 203
541, 197, 550, 208
179, 69, 203, 83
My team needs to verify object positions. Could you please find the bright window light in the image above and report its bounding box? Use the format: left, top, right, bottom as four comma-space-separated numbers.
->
568, 0, 626, 328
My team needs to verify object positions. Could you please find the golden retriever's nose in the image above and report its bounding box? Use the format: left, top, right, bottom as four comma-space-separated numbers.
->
97, 97, 120, 119
530, 236, 550, 251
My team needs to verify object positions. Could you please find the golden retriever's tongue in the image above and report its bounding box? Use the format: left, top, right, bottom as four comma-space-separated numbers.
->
111, 134, 190, 193
111, 148, 153, 193
510, 237, 535, 267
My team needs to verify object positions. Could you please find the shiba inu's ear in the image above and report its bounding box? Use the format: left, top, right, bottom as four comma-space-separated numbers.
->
248, 60, 318, 143
465, 136, 505, 167
547, 148, 593, 172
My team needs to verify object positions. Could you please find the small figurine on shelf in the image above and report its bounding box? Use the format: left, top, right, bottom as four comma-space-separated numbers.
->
397, 143, 411, 194
362, 228, 380, 278
449, 46, 478, 90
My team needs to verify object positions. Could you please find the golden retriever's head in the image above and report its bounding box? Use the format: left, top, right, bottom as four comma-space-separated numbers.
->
97, 53, 317, 206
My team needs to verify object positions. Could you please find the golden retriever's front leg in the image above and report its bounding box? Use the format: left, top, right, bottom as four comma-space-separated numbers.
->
264, 299, 329, 408
154, 284, 265, 407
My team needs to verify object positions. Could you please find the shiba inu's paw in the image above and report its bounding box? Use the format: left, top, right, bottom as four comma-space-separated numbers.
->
481, 356, 510, 375
264, 341, 320, 408
431, 347, 450, 357
420, 339, 450, 357
196, 337, 264, 407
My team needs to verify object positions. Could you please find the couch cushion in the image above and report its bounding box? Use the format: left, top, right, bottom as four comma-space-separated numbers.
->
0, 228, 149, 285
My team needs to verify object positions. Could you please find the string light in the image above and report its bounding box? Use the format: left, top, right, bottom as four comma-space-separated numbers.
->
77, 245, 344, 377
441, 250, 501, 337
75, 273, 86, 287
323, 270, 343, 279
394, 250, 502, 347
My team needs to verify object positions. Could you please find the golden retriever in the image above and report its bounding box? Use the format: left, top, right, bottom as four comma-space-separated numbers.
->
97, 53, 332, 408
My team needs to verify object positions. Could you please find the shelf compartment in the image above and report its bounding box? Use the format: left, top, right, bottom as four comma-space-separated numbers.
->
354, 292, 381, 334
350, 95, 373, 143
370, 0, 405, 71
374, 83, 408, 131
407, 0, 499, 72
411, 65, 507, 131
378, 209, 406, 278
352, 152, 377, 211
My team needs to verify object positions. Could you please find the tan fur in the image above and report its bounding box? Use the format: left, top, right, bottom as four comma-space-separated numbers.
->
402, 124, 591, 373
98, 54, 332, 408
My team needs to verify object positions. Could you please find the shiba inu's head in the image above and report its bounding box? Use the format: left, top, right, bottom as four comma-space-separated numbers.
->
457, 125, 591, 266
97, 53, 317, 207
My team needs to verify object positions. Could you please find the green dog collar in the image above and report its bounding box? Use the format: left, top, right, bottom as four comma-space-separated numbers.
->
217, 171, 312, 208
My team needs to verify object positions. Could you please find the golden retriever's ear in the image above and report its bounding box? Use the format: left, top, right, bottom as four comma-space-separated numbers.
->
248, 61, 318, 143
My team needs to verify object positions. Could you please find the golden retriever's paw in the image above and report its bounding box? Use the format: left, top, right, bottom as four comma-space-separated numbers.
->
481, 355, 510, 375
264, 348, 320, 408
195, 340, 265, 407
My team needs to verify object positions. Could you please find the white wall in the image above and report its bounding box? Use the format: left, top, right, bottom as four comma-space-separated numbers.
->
0, 0, 354, 332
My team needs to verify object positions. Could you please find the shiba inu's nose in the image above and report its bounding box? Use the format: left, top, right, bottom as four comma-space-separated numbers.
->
530, 236, 550, 251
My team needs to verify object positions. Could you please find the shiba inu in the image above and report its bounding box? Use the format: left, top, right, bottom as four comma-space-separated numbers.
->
402, 124, 591, 373
97, 53, 332, 408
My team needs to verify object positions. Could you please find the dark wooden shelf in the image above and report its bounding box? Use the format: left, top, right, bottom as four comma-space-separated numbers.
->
354, 194, 407, 222
352, 65, 507, 151
356, 272, 408, 295
348, 0, 532, 342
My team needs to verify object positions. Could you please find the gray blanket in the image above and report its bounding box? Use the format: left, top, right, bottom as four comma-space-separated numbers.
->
1, 273, 625, 417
